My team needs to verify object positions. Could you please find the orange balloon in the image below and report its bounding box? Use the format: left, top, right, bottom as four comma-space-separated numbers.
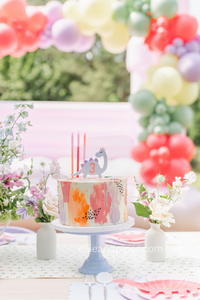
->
0, 23, 17, 55
26, 6, 47, 33
23, 30, 39, 52
0, 0, 28, 24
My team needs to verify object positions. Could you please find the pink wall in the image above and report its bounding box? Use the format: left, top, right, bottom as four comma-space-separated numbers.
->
0, 101, 140, 159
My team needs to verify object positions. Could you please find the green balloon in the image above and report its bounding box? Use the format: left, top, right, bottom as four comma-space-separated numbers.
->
152, 116, 166, 126
153, 125, 166, 135
147, 124, 154, 133
168, 105, 176, 114
129, 89, 157, 116
172, 106, 194, 128
123, 0, 135, 6
139, 116, 150, 128
127, 11, 151, 37
138, 129, 149, 142
141, 3, 150, 13
168, 121, 183, 135
112, 1, 129, 23
133, 1, 142, 10
162, 113, 171, 124
150, 0, 178, 19
155, 103, 167, 114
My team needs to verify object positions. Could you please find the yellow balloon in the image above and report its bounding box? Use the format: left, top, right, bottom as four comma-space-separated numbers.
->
62, 1, 81, 22
140, 81, 155, 93
101, 22, 129, 54
174, 80, 199, 105
77, 19, 95, 36
152, 66, 182, 98
79, 0, 112, 27
96, 19, 115, 37
146, 65, 159, 82
160, 54, 178, 68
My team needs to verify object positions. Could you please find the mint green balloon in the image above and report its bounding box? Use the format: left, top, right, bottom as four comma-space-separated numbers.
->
155, 103, 167, 114
112, 1, 129, 23
153, 125, 166, 134
162, 113, 171, 124
147, 124, 154, 133
129, 89, 157, 116
152, 116, 166, 126
138, 129, 149, 142
172, 106, 194, 128
139, 116, 150, 128
127, 11, 151, 37
168, 105, 176, 114
168, 121, 183, 135
150, 0, 178, 19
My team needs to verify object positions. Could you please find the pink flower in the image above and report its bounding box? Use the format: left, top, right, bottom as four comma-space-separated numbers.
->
144, 218, 150, 222
141, 200, 149, 206
29, 186, 39, 196
38, 178, 45, 189
34, 190, 45, 201
4, 181, 14, 188
33, 212, 39, 218
14, 180, 24, 187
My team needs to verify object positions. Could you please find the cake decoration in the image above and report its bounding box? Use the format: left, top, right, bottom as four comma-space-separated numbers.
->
71, 148, 108, 179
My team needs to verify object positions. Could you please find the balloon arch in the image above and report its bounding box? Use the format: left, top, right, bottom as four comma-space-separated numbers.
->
0, 0, 199, 184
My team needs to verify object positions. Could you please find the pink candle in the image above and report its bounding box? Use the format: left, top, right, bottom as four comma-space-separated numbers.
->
77, 132, 80, 178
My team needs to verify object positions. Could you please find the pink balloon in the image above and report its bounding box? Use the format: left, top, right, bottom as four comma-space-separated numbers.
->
45, 1, 63, 24
126, 36, 161, 73
0, 23, 17, 55
74, 34, 95, 53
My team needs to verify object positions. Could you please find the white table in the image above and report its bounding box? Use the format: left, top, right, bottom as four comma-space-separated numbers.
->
0, 232, 200, 300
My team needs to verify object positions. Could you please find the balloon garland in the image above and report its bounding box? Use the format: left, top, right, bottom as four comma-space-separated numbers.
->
0, 0, 199, 184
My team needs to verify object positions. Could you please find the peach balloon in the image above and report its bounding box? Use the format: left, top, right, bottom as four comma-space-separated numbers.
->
0, 23, 17, 55
26, 6, 47, 33
23, 30, 39, 52
0, 0, 28, 23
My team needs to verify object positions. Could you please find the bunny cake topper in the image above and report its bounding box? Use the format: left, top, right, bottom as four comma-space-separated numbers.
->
71, 148, 108, 179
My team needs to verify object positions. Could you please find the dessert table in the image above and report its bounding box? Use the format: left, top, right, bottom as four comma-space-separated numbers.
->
0, 232, 200, 300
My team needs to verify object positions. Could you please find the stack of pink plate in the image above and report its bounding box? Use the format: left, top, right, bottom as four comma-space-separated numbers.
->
106, 229, 146, 246
116, 275, 200, 299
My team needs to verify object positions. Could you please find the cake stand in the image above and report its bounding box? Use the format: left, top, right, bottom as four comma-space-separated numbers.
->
51, 216, 135, 275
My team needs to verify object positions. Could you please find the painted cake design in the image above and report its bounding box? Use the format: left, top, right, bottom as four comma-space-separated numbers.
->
57, 177, 128, 227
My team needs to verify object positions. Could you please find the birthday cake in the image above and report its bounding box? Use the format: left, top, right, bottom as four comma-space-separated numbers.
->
57, 176, 128, 227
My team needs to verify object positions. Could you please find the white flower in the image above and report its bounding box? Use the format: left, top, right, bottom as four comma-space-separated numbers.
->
43, 190, 59, 217
184, 171, 196, 185
19, 152, 26, 161
0, 162, 11, 174
3, 199, 8, 206
149, 196, 175, 228
50, 160, 61, 179
178, 187, 190, 198
157, 175, 165, 183
172, 176, 182, 189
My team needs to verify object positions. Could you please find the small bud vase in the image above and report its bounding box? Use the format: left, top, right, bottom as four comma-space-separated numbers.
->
145, 223, 166, 262
37, 223, 57, 260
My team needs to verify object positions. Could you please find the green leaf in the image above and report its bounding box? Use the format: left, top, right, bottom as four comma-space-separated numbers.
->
132, 202, 152, 218
35, 217, 42, 223
167, 183, 172, 190
139, 183, 146, 196
160, 195, 168, 199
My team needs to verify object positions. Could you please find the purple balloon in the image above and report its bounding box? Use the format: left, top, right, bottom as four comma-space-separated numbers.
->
164, 44, 176, 55
45, 1, 63, 24
175, 46, 187, 57
52, 19, 81, 52
39, 37, 53, 49
172, 38, 184, 47
74, 34, 96, 53
178, 52, 200, 82
185, 40, 200, 53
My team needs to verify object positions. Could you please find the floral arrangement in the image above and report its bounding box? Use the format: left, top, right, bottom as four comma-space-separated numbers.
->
0, 104, 34, 224
17, 160, 61, 223
133, 172, 196, 228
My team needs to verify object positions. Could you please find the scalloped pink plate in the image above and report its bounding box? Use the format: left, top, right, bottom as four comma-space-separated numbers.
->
109, 232, 145, 242
115, 278, 200, 298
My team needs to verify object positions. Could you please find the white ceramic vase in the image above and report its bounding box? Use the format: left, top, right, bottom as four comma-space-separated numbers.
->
145, 223, 166, 262
37, 223, 57, 260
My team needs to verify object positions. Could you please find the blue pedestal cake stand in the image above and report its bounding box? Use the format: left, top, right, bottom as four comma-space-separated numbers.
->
51, 217, 135, 275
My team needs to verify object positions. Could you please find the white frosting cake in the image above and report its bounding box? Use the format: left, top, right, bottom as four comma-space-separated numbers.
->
57, 177, 128, 227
